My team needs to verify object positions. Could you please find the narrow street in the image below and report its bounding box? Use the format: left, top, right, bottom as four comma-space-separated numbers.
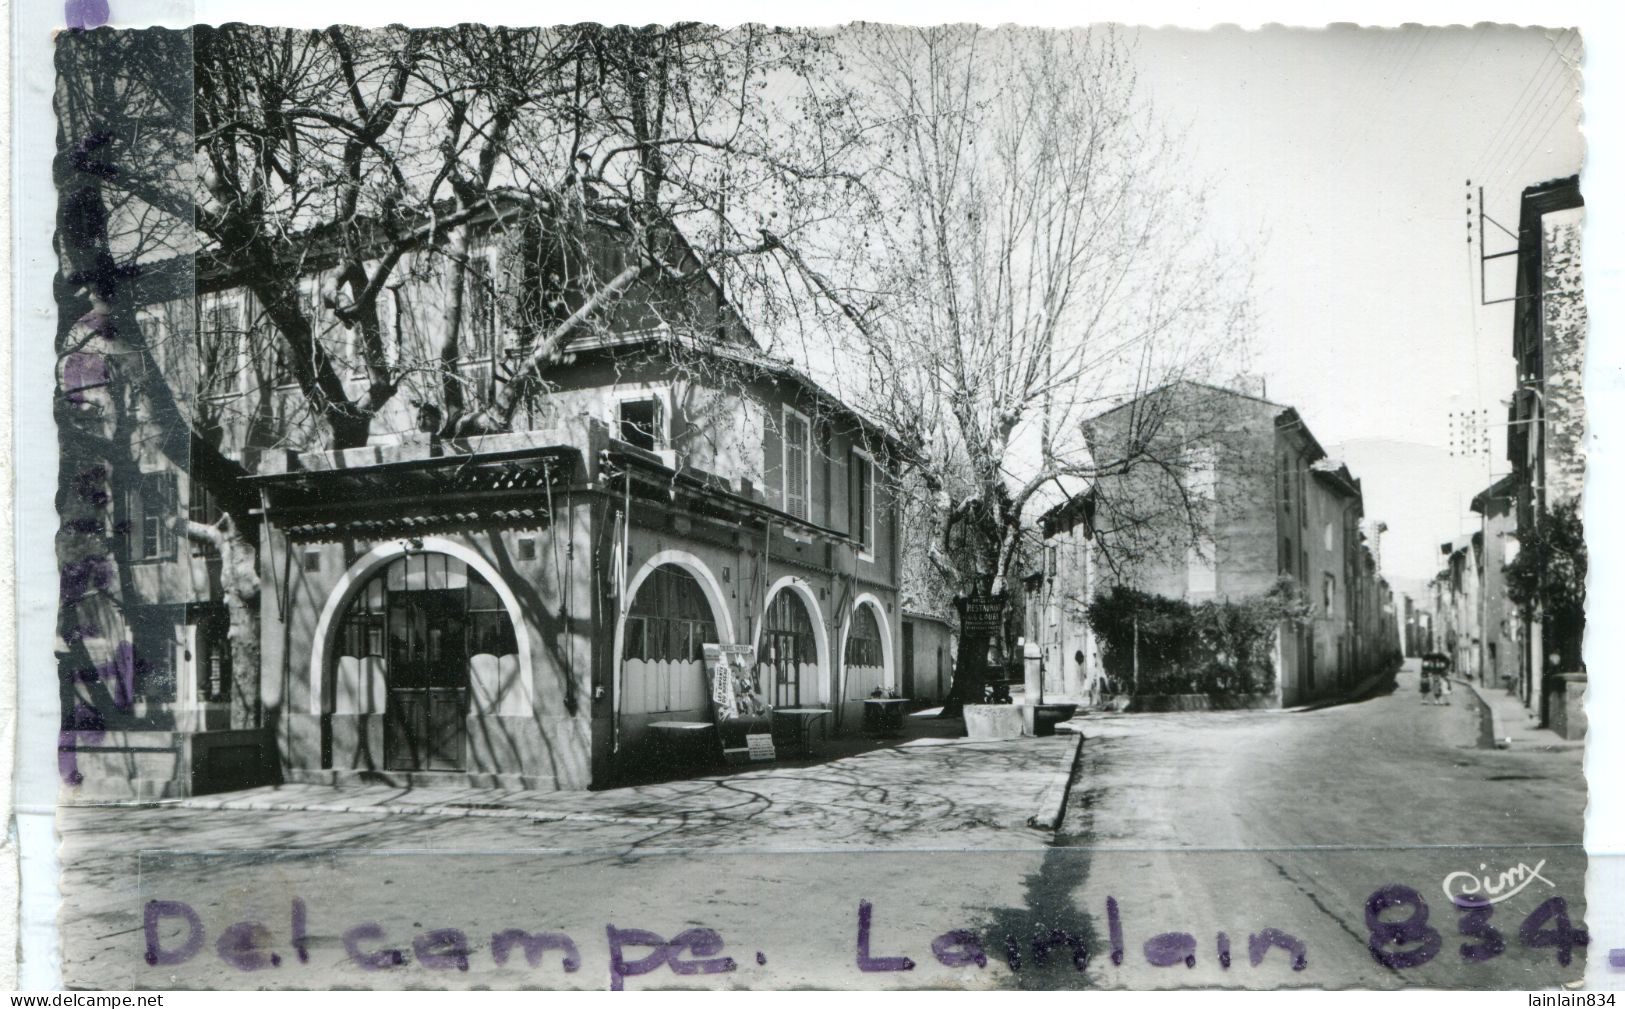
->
57, 662, 1585, 991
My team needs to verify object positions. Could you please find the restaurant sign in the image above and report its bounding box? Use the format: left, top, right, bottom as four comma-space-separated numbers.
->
956, 594, 1006, 635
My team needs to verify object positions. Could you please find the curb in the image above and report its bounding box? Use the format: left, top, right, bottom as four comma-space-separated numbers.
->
1449, 675, 1507, 749
1027, 731, 1086, 831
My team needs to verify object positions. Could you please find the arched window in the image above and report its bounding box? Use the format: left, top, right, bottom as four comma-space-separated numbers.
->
623, 565, 718, 663
845, 603, 885, 668
761, 589, 817, 707
621, 564, 721, 719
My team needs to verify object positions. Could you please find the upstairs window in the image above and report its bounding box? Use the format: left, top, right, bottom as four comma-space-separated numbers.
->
852, 450, 875, 557
188, 476, 220, 528
1323, 572, 1336, 610
618, 396, 666, 452
128, 471, 178, 562
783, 407, 811, 520
464, 255, 496, 360
196, 299, 240, 398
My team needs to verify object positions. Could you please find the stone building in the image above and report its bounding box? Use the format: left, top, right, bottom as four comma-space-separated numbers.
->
1026, 490, 1102, 704
1505, 175, 1586, 723
1433, 534, 1482, 683
1078, 380, 1398, 707
1470, 474, 1521, 691
73, 202, 909, 795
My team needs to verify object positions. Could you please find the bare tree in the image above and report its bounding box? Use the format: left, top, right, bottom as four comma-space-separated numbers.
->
778, 26, 1254, 702
52, 23, 879, 749
54, 28, 269, 743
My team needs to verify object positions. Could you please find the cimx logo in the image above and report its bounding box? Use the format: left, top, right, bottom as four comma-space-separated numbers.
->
1442, 859, 1555, 906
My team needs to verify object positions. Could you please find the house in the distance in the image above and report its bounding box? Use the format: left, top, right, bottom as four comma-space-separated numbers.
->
1471, 474, 1520, 691
1071, 379, 1398, 707
1025, 489, 1101, 704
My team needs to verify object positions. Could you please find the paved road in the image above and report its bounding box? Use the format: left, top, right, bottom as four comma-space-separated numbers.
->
58, 736, 1078, 990
1054, 660, 1588, 989
55, 661, 1587, 990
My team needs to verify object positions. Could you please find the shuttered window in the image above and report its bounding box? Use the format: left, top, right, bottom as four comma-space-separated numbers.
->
783, 407, 810, 520
852, 451, 874, 556
128, 472, 178, 562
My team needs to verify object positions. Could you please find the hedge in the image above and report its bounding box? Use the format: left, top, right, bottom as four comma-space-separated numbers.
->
1085, 578, 1312, 696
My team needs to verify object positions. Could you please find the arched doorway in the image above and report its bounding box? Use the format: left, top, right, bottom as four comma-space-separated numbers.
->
760, 588, 819, 708
332, 552, 517, 771
620, 564, 720, 719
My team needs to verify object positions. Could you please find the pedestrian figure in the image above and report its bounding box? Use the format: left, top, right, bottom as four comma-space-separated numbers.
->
1436, 674, 1452, 705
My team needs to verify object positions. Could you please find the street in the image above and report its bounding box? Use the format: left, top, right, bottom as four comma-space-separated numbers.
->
57, 661, 1586, 990
1055, 659, 1587, 989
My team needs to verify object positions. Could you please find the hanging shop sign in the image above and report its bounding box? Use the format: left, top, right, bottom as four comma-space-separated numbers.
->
956, 593, 1006, 635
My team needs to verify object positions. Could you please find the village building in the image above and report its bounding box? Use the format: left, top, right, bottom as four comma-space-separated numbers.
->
1073, 380, 1400, 707
1024, 490, 1102, 704
898, 610, 956, 706
1432, 534, 1483, 684
1470, 474, 1521, 691
1505, 175, 1585, 725
73, 201, 915, 796
1399, 592, 1436, 658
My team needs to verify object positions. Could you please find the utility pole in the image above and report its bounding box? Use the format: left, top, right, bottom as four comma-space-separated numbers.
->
1473, 181, 1521, 307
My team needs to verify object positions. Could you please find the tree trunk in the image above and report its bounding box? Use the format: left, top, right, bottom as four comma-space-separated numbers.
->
180, 517, 261, 729
440, 227, 472, 417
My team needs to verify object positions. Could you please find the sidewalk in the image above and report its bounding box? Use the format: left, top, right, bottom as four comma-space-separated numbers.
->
156, 731, 1084, 849
1452, 675, 1585, 751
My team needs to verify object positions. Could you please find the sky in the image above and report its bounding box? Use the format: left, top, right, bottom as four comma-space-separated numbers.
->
1122, 24, 1584, 582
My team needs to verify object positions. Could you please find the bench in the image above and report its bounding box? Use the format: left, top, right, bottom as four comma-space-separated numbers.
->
646, 721, 718, 768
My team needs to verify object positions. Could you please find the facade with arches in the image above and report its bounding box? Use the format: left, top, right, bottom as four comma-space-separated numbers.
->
76, 201, 912, 798
255, 361, 907, 790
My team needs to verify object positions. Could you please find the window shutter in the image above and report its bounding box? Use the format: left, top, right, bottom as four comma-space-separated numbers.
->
762, 414, 783, 508
848, 450, 860, 540
128, 478, 147, 561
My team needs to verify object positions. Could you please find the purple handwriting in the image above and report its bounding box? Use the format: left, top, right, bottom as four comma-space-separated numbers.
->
145, 896, 1322, 989
143, 888, 1592, 987
1365, 885, 1588, 969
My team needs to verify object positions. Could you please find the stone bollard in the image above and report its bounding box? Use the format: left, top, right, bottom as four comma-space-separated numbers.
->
1023, 641, 1043, 703
1021, 641, 1043, 735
